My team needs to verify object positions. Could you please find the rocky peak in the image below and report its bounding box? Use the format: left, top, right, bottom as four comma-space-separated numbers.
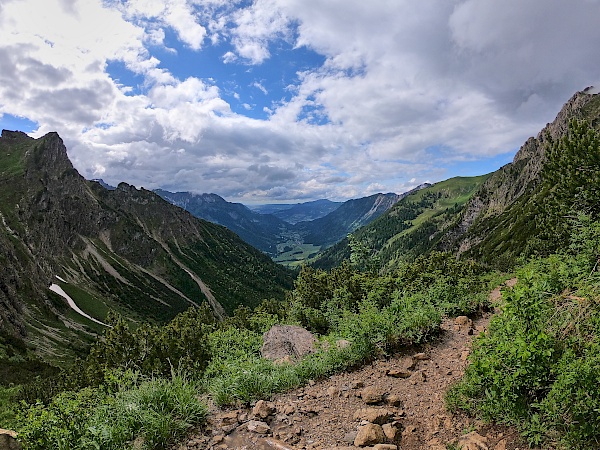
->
513, 89, 600, 166
447, 88, 600, 258
26, 132, 76, 179
1, 129, 32, 141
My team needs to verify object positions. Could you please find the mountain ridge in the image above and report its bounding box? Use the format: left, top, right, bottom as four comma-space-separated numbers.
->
0, 130, 292, 359
314, 89, 600, 271
156, 189, 410, 265
446, 88, 600, 265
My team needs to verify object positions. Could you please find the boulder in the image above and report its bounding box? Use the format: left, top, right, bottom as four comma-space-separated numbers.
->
360, 386, 384, 404
384, 394, 403, 407
252, 400, 276, 419
0, 429, 21, 450
247, 420, 271, 434
382, 423, 399, 440
353, 408, 394, 425
354, 423, 385, 447
261, 325, 316, 362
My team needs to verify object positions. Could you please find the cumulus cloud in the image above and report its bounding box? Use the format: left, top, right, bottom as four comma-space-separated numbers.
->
229, 0, 291, 64
1, 0, 600, 203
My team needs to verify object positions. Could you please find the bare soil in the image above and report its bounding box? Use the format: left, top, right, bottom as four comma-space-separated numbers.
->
177, 279, 529, 450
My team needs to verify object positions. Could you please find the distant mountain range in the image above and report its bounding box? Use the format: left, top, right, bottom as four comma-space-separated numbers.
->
249, 199, 342, 224
155, 189, 418, 265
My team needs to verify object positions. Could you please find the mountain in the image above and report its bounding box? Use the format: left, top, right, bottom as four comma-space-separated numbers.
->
444, 88, 600, 267
312, 177, 486, 270
314, 88, 600, 271
246, 203, 296, 215
154, 190, 287, 255
254, 199, 342, 224
157, 191, 407, 266
298, 193, 406, 247
0, 130, 293, 360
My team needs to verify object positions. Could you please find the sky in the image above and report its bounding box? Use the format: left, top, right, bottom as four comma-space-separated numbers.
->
0, 0, 599, 204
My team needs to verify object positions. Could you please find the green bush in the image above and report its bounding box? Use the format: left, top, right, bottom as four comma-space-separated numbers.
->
447, 227, 600, 449
17, 375, 207, 450
205, 338, 373, 406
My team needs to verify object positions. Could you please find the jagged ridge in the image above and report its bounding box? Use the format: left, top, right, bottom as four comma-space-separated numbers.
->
0, 131, 292, 360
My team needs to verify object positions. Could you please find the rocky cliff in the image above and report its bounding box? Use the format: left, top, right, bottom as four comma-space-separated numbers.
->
444, 89, 600, 264
0, 131, 292, 359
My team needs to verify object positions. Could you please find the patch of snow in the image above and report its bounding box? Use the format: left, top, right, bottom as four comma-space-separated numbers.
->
55, 275, 67, 283
584, 85, 600, 94
49, 284, 108, 327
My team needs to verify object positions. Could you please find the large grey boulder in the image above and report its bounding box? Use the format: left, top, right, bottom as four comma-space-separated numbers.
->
261, 325, 316, 362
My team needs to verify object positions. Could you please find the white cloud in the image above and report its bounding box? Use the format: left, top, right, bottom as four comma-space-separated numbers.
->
252, 82, 268, 95
164, 1, 206, 50
1, 0, 600, 203
229, 0, 291, 64
222, 51, 237, 64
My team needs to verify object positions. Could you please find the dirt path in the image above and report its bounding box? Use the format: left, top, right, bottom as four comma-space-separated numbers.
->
177, 281, 525, 450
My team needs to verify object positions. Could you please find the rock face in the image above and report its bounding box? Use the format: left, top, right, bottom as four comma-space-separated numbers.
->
261, 325, 316, 361
444, 89, 600, 261
0, 130, 293, 357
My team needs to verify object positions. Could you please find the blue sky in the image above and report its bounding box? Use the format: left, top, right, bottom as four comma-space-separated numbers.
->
1, 0, 599, 203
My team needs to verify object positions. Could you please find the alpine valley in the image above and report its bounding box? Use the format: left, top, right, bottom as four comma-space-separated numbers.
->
1, 88, 600, 450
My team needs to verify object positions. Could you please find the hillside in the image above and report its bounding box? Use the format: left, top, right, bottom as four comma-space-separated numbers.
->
157, 189, 405, 266
313, 177, 486, 270
315, 88, 600, 271
446, 88, 600, 267
0, 131, 292, 361
154, 190, 287, 255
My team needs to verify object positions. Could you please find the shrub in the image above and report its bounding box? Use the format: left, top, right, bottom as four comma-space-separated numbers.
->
17, 375, 207, 450
447, 228, 600, 448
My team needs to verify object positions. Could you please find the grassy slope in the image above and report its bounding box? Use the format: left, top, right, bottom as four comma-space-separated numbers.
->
313, 175, 489, 270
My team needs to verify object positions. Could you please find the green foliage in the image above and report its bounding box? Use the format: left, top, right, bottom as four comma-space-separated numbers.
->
0, 385, 20, 429
19, 305, 216, 405
448, 216, 600, 448
17, 375, 207, 450
204, 337, 373, 406
544, 119, 600, 218
348, 234, 380, 273
14, 249, 492, 447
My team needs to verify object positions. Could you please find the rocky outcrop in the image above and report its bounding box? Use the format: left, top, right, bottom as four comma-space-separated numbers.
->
443, 89, 600, 258
261, 325, 316, 362
0, 130, 292, 354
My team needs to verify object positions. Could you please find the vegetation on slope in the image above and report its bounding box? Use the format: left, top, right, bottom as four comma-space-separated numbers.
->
314, 176, 488, 271
447, 119, 600, 449
5, 248, 496, 449
447, 215, 600, 449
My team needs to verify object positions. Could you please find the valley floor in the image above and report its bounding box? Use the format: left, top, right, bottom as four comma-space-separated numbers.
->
175, 282, 532, 450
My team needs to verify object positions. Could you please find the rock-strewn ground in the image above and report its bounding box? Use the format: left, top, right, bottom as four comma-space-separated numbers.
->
177, 281, 528, 450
